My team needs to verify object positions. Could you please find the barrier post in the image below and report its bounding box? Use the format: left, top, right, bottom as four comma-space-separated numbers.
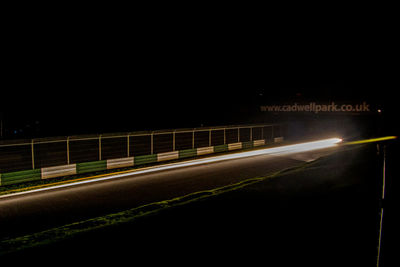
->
67, 137, 70, 165
127, 134, 130, 157
224, 128, 226, 144
99, 135, 102, 161
151, 132, 154, 154
173, 130, 176, 151
209, 129, 212, 147
31, 139, 35, 169
192, 130, 195, 149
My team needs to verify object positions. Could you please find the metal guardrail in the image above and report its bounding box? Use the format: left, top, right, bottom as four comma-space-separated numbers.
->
0, 124, 283, 174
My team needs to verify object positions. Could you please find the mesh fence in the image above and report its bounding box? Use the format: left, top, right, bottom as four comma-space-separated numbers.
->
0, 124, 283, 173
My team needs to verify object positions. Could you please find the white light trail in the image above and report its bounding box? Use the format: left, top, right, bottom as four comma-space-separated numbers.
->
0, 138, 342, 199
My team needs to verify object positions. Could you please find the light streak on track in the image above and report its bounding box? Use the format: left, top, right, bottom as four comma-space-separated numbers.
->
0, 138, 342, 200
344, 136, 396, 145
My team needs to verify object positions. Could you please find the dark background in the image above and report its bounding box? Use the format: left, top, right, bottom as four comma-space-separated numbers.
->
1, 9, 397, 139
1, 8, 398, 266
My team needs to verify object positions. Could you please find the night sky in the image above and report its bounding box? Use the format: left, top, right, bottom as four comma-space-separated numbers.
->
2, 16, 396, 139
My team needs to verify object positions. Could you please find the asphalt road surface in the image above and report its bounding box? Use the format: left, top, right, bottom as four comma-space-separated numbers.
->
1, 141, 389, 266
0, 147, 332, 240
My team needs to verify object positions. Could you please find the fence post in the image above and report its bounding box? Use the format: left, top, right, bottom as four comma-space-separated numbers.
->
173, 130, 176, 151
99, 134, 102, 161
127, 134, 130, 157
209, 129, 211, 147
237, 128, 240, 142
151, 132, 154, 154
31, 139, 35, 169
67, 137, 70, 165
250, 127, 253, 141
192, 130, 195, 149
224, 128, 226, 144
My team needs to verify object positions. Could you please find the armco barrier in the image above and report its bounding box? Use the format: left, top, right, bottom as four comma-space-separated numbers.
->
213, 144, 228, 153
134, 154, 157, 166
76, 161, 107, 175
157, 151, 179, 162
106, 157, 134, 170
178, 149, 197, 159
228, 142, 242, 151
0, 138, 283, 186
1, 169, 42, 186
196, 146, 214, 156
242, 141, 253, 149
0, 124, 285, 186
253, 140, 265, 147
42, 164, 77, 179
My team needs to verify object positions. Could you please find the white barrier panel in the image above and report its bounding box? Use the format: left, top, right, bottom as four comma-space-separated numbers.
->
157, 151, 179, 162
41, 164, 77, 179
274, 137, 284, 143
228, 142, 242, 151
197, 146, 214, 155
253, 140, 265, 147
106, 157, 134, 169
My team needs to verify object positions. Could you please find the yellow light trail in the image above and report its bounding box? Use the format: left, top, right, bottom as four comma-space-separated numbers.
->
343, 136, 397, 146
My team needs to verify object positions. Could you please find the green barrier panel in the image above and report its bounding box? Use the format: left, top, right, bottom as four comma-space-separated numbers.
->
214, 144, 228, 153
76, 160, 107, 174
242, 141, 253, 149
134, 154, 157, 166
179, 149, 197, 159
1, 169, 42, 186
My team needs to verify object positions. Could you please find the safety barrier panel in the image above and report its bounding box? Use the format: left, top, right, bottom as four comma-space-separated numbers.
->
253, 140, 265, 147
42, 164, 77, 179
214, 144, 228, 153
242, 141, 253, 149
77, 161, 107, 175
228, 142, 242, 151
196, 146, 214, 156
1, 169, 42, 186
0, 124, 285, 186
157, 151, 179, 162
106, 157, 134, 170
134, 154, 157, 166
178, 149, 197, 159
